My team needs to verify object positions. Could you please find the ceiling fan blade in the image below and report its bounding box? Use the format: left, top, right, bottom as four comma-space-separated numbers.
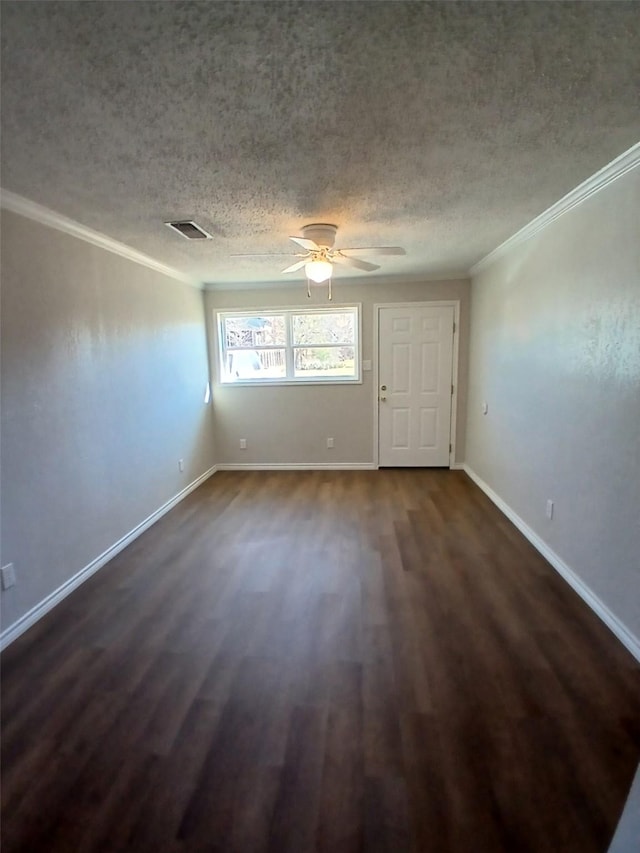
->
281, 260, 308, 274
339, 246, 406, 257
290, 236, 319, 251
230, 252, 297, 257
333, 254, 380, 272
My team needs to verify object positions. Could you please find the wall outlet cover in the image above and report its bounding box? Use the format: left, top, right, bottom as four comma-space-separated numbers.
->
1, 563, 16, 590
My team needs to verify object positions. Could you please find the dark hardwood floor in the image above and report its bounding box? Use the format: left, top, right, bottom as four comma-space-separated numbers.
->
2, 470, 639, 852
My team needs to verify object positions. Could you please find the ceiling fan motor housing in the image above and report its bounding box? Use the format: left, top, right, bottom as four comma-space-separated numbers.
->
301, 223, 338, 249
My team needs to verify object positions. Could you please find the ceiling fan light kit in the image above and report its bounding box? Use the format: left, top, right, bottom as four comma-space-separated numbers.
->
305, 259, 333, 283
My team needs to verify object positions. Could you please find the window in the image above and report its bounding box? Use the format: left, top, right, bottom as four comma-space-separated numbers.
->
218, 306, 361, 384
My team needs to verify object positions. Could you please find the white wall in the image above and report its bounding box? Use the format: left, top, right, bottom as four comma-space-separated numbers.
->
1, 210, 215, 637
205, 279, 470, 466
466, 166, 640, 647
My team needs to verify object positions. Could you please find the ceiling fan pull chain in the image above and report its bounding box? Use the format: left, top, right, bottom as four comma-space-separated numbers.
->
307, 279, 311, 298
328, 278, 332, 301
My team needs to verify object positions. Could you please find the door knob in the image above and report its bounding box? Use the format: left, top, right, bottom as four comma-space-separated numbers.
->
379, 396, 387, 402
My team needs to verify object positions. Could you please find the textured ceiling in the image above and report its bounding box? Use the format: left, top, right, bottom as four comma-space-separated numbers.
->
2, 1, 639, 286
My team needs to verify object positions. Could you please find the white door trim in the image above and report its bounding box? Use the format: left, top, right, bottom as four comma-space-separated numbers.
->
373, 301, 460, 469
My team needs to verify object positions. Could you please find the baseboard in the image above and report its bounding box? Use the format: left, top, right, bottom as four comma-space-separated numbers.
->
0, 465, 218, 651
219, 462, 463, 471
216, 462, 376, 471
463, 464, 640, 663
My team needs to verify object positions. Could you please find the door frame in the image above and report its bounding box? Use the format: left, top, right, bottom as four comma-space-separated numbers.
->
373, 301, 461, 470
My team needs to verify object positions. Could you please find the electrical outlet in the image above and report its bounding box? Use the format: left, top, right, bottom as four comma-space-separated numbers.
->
1, 563, 16, 590
178, 458, 184, 472
362, 359, 372, 372
546, 499, 554, 520
482, 401, 488, 415
240, 438, 247, 449
326, 437, 334, 449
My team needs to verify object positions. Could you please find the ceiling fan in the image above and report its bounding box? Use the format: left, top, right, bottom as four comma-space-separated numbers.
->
233, 223, 406, 299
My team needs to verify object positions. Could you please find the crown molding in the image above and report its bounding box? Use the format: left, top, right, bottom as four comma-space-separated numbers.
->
469, 141, 640, 277
0, 189, 200, 288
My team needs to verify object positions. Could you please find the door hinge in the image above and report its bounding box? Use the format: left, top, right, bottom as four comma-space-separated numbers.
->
451, 384, 454, 395
449, 443, 452, 453
453, 321, 456, 333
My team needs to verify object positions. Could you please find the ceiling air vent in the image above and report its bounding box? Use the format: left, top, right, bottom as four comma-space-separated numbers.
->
165, 220, 213, 240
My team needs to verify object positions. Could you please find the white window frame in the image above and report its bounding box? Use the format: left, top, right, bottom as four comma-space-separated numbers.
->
216, 304, 362, 386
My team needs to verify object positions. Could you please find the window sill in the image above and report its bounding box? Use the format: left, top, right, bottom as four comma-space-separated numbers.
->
217, 377, 363, 387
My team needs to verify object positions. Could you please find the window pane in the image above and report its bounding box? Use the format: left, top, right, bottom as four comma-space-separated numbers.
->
226, 348, 286, 380
225, 315, 286, 348
218, 307, 359, 384
293, 346, 356, 378
292, 311, 355, 346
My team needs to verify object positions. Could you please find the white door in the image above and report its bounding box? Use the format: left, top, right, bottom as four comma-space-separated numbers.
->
378, 305, 454, 467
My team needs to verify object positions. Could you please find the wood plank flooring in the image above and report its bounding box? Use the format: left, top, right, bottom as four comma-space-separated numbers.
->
2, 470, 639, 852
